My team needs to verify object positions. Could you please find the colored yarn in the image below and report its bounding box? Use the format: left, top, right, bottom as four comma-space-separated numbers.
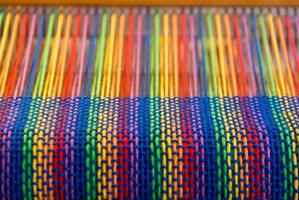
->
0, 7, 298, 200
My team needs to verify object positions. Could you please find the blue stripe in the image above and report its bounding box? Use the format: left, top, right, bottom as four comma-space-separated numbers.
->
24, 15, 44, 97
259, 97, 283, 199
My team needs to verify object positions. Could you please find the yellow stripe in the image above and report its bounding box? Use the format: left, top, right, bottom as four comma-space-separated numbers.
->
100, 34, 110, 97
0, 12, 19, 95
168, 35, 174, 97
115, 14, 125, 97
0, 11, 11, 68
164, 13, 169, 97
104, 13, 117, 97
44, 12, 64, 97
172, 14, 179, 96
161, 104, 167, 199
110, 35, 119, 98
160, 36, 164, 97
215, 13, 227, 96
267, 14, 286, 96
276, 17, 296, 96
53, 13, 72, 97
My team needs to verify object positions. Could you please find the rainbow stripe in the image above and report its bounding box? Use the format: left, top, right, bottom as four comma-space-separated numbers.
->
0, 96, 298, 199
0, 6, 298, 199
0, 7, 296, 97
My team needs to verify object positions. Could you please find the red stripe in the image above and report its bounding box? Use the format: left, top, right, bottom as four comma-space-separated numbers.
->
117, 99, 130, 199
120, 14, 134, 98
233, 15, 248, 96
54, 101, 68, 200
54, 11, 81, 199
117, 100, 124, 199
179, 13, 189, 97
5, 13, 28, 97
62, 12, 81, 97
285, 16, 299, 96
241, 98, 261, 199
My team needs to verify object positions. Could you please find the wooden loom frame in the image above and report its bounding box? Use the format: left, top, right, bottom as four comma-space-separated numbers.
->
1, 0, 299, 6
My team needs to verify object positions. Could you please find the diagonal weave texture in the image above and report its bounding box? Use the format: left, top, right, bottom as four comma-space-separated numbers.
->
0, 97, 298, 199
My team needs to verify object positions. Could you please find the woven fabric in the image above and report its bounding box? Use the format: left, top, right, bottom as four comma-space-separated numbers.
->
0, 97, 298, 199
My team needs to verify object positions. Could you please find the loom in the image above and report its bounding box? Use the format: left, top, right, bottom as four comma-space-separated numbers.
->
0, 0, 298, 199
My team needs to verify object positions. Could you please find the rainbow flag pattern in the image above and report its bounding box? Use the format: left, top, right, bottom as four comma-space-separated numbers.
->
0, 6, 299, 199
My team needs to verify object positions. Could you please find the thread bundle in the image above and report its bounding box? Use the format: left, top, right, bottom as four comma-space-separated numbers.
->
0, 7, 298, 97
0, 6, 298, 199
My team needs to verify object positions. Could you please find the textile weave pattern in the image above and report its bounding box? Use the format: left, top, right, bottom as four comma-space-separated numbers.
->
0, 97, 298, 199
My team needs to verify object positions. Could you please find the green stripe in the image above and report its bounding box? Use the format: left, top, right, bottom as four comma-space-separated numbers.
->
22, 98, 42, 199
270, 98, 293, 199
258, 15, 276, 96
150, 98, 162, 199
86, 98, 99, 200
206, 13, 218, 97
92, 12, 108, 97
154, 12, 160, 97
33, 12, 56, 97
0, 11, 4, 30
